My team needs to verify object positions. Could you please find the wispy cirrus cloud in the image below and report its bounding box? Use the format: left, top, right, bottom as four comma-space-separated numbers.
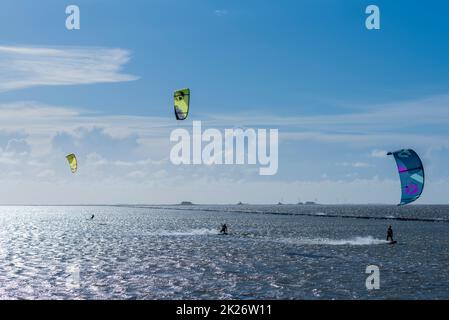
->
206, 94, 449, 131
371, 149, 388, 158
0, 46, 138, 92
214, 9, 229, 16
337, 162, 372, 168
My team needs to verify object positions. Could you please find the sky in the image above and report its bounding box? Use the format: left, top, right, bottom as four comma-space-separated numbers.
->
0, 0, 449, 204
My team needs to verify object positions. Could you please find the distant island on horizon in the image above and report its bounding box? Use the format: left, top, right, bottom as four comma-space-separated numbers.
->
178, 201, 194, 206
178, 201, 321, 206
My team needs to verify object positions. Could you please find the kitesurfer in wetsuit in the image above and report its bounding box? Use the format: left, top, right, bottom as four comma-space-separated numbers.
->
90, 214, 95, 220
386, 226, 394, 242
220, 224, 228, 234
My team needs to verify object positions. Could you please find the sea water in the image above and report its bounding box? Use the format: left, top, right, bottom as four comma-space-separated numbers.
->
0, 205, 448, 299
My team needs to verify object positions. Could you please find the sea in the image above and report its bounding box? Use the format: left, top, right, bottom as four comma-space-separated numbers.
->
0, 204, 448, 300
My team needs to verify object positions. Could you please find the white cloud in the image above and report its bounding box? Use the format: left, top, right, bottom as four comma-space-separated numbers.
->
338, 162, 371, 168
0, 146, 25, 165
353, 162, 371, 168
210, 94, 449, 132
371, 149, 388, 158
86, 153, 108, 166
0, 101, 171, 156
36, 169, 56, 178
0, 154, 19, 165
0, 46, 138, 92
7, 171, 22, 178
114, 158, 168, 167
214, 9, 229, 16
153, 169, 168, 179
127, 171, 147, 179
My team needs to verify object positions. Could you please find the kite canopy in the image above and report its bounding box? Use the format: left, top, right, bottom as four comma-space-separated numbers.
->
174, 88, 190, 120
66, 154, 78, 173
388, 149, 424, 205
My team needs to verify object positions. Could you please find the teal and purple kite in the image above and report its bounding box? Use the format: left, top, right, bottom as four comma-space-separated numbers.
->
388, 149, 424, 206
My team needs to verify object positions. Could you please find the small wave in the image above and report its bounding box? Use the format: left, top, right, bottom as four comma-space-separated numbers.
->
280, 236, 388, 246
153, 228, 219, 236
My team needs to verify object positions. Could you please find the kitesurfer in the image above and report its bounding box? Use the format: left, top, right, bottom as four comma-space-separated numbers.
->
90, 214, 95, 220
220, 224, 228, 234
386, 226, 394, 242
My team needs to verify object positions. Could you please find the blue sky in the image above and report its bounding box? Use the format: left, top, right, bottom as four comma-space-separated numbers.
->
0, 0, 448, 204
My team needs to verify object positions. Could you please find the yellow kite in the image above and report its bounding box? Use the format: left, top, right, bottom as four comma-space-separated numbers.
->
66, 154, 78, 173
174, 88, 190, 120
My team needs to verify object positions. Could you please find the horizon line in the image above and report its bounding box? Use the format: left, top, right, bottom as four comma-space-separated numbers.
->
0, 203, 447, 207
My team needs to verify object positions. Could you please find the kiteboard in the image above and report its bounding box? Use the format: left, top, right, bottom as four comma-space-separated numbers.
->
388, 241, 397, 245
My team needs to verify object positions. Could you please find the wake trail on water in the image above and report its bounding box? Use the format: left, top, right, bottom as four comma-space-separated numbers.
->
151, 228, 219, 236
146, 227, 388, 246
278, 236, 388, 246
